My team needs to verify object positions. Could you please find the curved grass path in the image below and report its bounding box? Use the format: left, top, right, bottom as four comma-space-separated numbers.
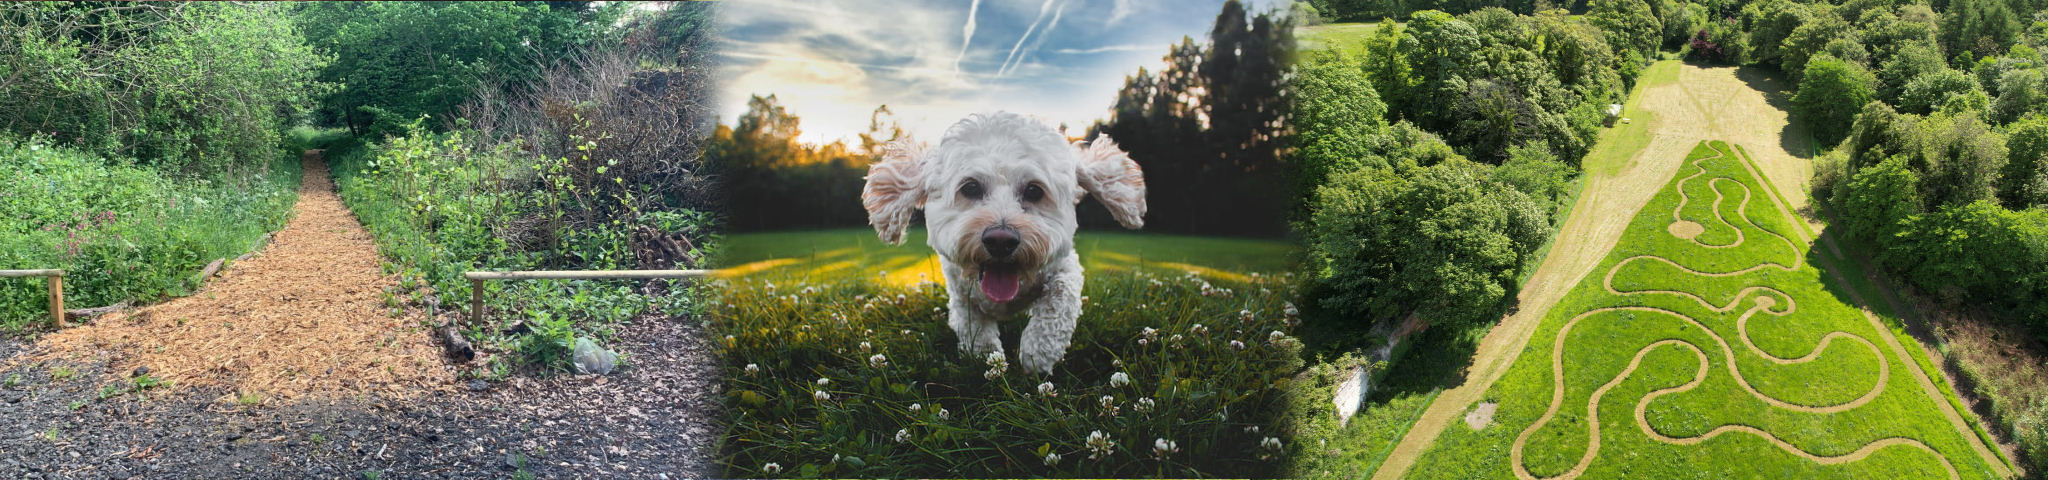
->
1405, 141, 2009, 479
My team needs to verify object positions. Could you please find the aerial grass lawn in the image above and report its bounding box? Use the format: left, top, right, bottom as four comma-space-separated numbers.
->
1409, 141, 2005, 478
710, 229, 1306, 477
1296, 22, 1386, 54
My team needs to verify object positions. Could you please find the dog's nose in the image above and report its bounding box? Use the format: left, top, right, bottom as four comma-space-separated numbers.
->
982, 227, 1020, 258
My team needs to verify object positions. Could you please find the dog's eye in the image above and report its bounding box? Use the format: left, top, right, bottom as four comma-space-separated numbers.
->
960, 180, 984, 200
1022, 183, 1045, 202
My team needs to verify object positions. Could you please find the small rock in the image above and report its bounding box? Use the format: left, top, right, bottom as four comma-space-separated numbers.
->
502, 452, 524, 470
468, 380, 489, 392
132, 366, 150, 377
572, 337, 618, 375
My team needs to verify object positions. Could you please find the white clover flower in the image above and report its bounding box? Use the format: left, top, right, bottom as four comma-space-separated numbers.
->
1135, 397, 1156, 413
1231, 340, 1247, 351
813, 390, 831, 402
1085, 430, 1117, 459
1140, 326, 1158, 340
1284, 301, 1299, 317
1109, 371, 1131, 388
1152, 438, 1179, 459
986, 351, 1009, 367
1099, 395, 1116, 410
1137, 338, 1148, 346
909, 403, 922, 412
1190, 323, 1206, 335
816, 377, 831, 387
1245, 425, 1261, 434
1261, 436, 1282, 450
896, 428, 912, 443
937, 407, 951, 420
744, 363, 760, 375
860, 341, 873, 352
878, 270, 888, 279
869, 354, 889, 368
762, 462, 782, 474
1037, 381, 1057, 397
1240, 309, 1254, 322
1169, 334, 1184, 347
764, 281, 776, 294
1043, 452, 1062, 466
1270, 330, 1286, 344
984, 367, 1004, 380
801, 286, 816, 295
901, 329, 914, 336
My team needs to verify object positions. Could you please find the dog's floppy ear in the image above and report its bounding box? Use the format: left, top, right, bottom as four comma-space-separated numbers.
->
862, 137, 928, 245
1075, 135, 1146, 229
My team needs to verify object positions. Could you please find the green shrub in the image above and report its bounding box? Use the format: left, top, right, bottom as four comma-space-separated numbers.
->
1793, 54, 1878, 146
711, 270, 1304, 478
1832, 156, 1922, 244
0, 135, 297, 331
331, 124, 710, 373
1307, 158, 1550, 330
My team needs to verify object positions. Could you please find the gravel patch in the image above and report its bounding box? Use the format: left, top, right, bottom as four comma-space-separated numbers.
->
0, 316, 719, 479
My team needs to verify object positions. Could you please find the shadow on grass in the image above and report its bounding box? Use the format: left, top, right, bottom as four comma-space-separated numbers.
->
1730, 64, 1817, 159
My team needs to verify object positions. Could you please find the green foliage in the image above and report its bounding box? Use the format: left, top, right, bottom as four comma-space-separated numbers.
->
711, 260, 1303, 477
1833, 156, 1923, 244
1780, 15, 1860, 84
0, 136, 298, 331
0, 3, 328, 173
1742, 0, 1811, 66
1898, 69, 1987, 115
1877, 43, 1949, 104
331, 125, 710, 372
1793, 54, 1877, 146
1884, 201, 2048, 321
1291, 49, 1392, 198
1913, 112, 2007, 209
2000, 115, 2048, 208
292, 2, 624, 138
1991, 69, 2048, 125
1939, 0, 2022, 60
1308, 158, 1550, 328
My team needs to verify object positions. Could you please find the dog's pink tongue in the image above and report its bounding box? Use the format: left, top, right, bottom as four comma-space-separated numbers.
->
980, 269, 1020, 303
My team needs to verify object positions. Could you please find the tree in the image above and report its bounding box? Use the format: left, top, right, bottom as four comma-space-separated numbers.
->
293, 2, 623, 137
1309, 158, 1549, 328
1793, 54, 1878, 145
1877, 43, 1946, 103
1898, 70, 1986, 115
1833, 156, 1923, 243
1743, 0, 1811, 66
1914, 113, 2008, 209
1358, 22, 1415, 118
1781, 14, 1860, 83
1991, 69, 2048, 124
2000, 115, 2048, 209
1290, 49, 1390, 205
1940, 0, 2022, 60
1589, 0, 1660, 62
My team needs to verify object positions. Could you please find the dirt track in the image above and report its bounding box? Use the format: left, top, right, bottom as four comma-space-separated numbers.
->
1370, 63, 1831, 480
24, 151, 452, 400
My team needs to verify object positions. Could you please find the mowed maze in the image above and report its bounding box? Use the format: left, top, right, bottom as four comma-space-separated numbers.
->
1410, 141, 2008, 478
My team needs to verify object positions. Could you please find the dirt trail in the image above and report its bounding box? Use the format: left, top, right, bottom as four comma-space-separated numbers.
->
24, 151, 451, 401
1370, 63, 1823, 480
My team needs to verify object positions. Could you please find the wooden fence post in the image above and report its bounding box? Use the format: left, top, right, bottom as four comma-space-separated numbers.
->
48, 274, 63, 328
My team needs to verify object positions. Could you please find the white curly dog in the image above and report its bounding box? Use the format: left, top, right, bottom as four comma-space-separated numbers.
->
861, 112, 1147, 374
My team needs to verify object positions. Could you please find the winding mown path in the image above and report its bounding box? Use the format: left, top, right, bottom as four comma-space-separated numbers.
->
1400, 141, 2008, 479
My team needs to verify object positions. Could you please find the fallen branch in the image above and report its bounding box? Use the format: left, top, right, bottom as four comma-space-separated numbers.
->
65, 301, 132, 319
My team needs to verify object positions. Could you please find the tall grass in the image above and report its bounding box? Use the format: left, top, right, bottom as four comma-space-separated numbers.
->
0, 134, 299, 332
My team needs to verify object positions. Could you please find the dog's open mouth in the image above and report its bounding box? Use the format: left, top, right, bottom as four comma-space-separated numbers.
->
979, 263, 1021, 303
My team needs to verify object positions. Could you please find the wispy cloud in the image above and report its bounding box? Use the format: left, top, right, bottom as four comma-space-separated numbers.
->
718, 0, 1257, 144
953, 0, 982, 73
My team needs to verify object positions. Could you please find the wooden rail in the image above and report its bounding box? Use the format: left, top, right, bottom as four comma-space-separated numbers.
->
462, 269, 713, 326
0, 269, 65, 327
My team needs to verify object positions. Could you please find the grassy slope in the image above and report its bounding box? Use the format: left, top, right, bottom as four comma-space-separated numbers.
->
1284, 59, 1685, 479
1408, 141, 2000, 479
1296, 22, 1385, 54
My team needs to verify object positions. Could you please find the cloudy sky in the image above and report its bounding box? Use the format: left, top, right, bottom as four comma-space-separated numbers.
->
716, 0, 1280, 145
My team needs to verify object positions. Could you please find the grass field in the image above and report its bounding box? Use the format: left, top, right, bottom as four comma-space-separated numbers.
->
716, 228, 1298, 284
1297, 22, 1386, 54
709, 229, 1306, 477
1406, 141, 2007, 478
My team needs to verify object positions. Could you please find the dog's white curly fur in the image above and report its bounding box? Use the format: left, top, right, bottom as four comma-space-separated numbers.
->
861, 112, 1146, 374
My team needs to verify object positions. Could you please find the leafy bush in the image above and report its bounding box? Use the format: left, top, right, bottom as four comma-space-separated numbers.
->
0, 135, 297, 331
1793, 54, 1877, 146
0, 3, 326, 173
1307, 158, 1550, 329
711, 270, 1304, 478
1883, 201, 2048, 321
1898, 69, 1986, 115
330, 125, 709, 373
1831, 156, 1922, 244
